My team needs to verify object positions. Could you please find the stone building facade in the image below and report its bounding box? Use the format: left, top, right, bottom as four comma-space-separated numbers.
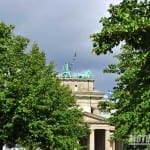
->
61, 77, 116, 150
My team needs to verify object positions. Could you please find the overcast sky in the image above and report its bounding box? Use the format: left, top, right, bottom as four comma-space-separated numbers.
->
0, 0, 121, 92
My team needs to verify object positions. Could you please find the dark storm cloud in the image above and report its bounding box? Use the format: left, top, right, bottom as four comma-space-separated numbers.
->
0, 0, 121, 92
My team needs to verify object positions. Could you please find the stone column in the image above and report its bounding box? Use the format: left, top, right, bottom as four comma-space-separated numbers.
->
105, 130, 110, 150
112, 140, 115, 150
110, 131, 115, 150
89, 129, 95, 150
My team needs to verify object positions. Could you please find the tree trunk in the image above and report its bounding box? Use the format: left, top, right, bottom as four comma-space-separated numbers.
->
0, 140, 3, 150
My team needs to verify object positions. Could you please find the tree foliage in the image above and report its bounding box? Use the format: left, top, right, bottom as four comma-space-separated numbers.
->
91, 0, 150, 54
91, 0, 150, 141
0, 22, 89, 149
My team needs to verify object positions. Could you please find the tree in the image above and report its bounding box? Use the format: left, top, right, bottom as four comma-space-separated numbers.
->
0, 22, 89, 149
91, 0, 150, 141
91, 0, 150, 54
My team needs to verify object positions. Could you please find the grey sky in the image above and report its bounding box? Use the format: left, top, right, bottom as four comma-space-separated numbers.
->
0, 0, 121, 92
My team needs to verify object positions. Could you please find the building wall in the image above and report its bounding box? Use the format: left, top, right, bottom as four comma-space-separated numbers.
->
60, 77, 115, 150
61, 78, 94, 92
61, 78, 104, 114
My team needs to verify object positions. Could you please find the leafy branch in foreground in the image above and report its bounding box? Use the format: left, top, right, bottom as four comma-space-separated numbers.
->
0, 22, 89, 150
91, 0, 150, 141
